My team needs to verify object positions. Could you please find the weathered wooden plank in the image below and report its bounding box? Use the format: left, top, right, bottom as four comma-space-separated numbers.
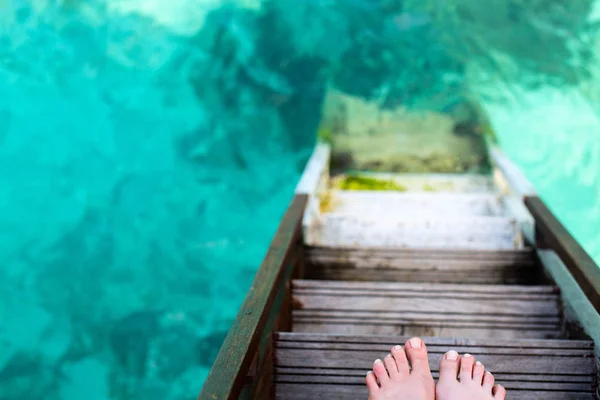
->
305, 247, 539, 284
525, 196, 600, 313
275, 384, 592, 400
198, 195, 307, 400
274, 333, 596, 400
275, 375, 592, 391
323, 191, 504, 217
275, 332, 594, 349
538, 250, 600, 345
293, 295, 558, 315
292, 323, 561, 339
275, 368, 595, 384
307, 246, 536, 261
308, 215, 523, 250
293, 279, 556, 294
291, 281, 562, 339
294, 309, 559, 324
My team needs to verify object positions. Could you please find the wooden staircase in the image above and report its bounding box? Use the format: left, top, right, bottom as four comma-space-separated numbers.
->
274, 148, 598, 399
274, 333, 596, 399
199, 145, 600, 400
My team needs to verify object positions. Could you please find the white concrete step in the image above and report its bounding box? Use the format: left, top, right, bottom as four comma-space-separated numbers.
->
306, 214, 523, 250
324, 191, 504, 218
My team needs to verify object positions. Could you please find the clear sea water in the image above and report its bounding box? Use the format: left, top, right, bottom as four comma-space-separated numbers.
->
0, 1, 598, 399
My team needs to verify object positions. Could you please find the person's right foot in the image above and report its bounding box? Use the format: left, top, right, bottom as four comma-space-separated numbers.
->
365, 337, 435, 400
436, 351, 506, 400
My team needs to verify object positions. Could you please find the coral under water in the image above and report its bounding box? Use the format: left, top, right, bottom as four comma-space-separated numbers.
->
1, 0, 600, 399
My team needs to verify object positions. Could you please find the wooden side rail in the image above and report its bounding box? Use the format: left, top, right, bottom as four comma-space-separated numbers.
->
525, 196, 600, 313
198, 194, 308, 400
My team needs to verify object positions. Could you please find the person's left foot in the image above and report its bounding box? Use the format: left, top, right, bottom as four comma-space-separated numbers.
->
366, 337, 435, 400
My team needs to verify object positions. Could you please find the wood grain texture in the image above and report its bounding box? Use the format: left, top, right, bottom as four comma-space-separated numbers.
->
525, 196, 600, 313
305, 247, 540, 284
198, 195, 307, 400
274, 333, 597, 400
291, 280, 563, 339
538, 250, 600, 345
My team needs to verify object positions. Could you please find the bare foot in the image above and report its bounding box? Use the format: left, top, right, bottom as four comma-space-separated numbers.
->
366, 337, 435, 400
436, 351, 506, 400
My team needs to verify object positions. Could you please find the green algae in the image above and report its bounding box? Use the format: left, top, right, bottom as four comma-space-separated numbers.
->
336, 175, 407, 191
319, 190, 336, 213
317, 127, 334, 145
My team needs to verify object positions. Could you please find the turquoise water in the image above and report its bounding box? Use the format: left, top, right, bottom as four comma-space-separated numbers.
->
0, 1, 599, 399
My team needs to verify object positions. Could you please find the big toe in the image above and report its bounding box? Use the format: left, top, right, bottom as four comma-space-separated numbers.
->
438, 350, 460, 383
404, 337, 431, 377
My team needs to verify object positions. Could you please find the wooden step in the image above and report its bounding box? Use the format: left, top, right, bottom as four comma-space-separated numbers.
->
340, 173, 495, 193
292, 280, 563, 339
305, 247, 539, 284
323, 192, 505, 217
306, 215, 523, 250
274, 333, 597, 400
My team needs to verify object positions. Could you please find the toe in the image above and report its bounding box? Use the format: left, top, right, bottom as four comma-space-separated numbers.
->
383, 354, 399, 379
472, 361, 485, 385
459, 353, 475, 382
492, 384, 506, 399
366, 371, 380, 394
373, 359, 389, 385
438, 350, 460, 382
391, 345, 410, 376
404, 337, 431, 376
482, 371, 495, 391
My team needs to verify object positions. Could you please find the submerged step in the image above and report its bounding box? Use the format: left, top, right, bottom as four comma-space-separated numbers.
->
292, 280, 563, 339
274, 333, 597, 400
323, 191, 505, 217
305, 247, 538, 284
306, 215, 523, 250
336, 173, 495, 193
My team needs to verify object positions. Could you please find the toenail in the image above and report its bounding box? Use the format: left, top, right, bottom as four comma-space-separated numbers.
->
367, 371, 373, 375
463, 353, 472, 358
446, 350, 459, 360
394, 345, 402, 350
409, 338, 421, 349
476, 361, 482, 366
375, 359, 382, 364
385, 354, 392, 358
485, 371, 492, 375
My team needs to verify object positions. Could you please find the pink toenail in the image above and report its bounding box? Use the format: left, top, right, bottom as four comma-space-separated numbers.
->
394, 345, 402, 350
463, 353, 472, 358
385, 354, 392, 358
476, 361, 482, 366
375, 359, 382, 364
446, 351, 459, 360
409, 338, 421, 349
